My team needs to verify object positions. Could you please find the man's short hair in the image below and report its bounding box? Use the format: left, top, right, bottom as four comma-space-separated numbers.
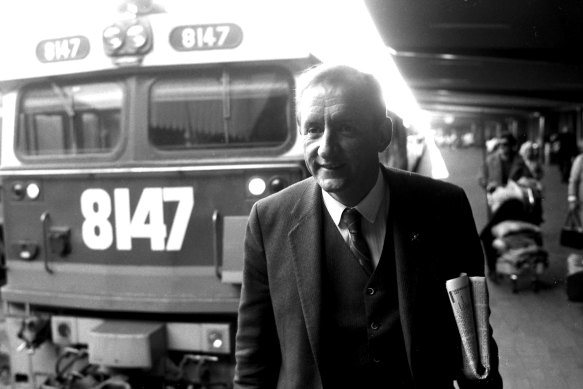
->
295, 64, 387, 125
499, 132, 517, 148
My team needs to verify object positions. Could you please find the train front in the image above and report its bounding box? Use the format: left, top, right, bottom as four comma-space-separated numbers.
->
0, 1, 313, 387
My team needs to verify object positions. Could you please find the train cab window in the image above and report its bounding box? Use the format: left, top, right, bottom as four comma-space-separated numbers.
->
17, 83, 122, 157
149, 68, 291, 149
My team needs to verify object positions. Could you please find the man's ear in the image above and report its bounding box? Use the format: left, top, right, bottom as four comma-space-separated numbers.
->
377, 116, 393, 152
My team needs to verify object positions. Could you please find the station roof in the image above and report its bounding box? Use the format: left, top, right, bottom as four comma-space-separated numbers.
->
365, 0, 583, 116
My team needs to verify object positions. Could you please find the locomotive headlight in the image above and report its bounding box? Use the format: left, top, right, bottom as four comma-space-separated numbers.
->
269, 177, 287, 193
15, 241, 39, 260
103, 25, 125, 52
200, 324, 230, 354
103, 19, 152, 60
26, 183, 41, 200
248, 177, 266, 196
208, 331, 224, 351
126, 24, 148, 49
11, 182, 26, 200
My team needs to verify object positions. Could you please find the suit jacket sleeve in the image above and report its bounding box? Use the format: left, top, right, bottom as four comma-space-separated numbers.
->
451, 188, 503, 389
233, 203, 281, 389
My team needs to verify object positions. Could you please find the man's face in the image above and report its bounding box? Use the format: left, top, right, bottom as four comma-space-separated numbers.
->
498, 140, 513, 160
299, 84, 388, 206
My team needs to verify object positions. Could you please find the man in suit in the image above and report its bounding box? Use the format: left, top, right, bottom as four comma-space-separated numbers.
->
234, 64, 502, 388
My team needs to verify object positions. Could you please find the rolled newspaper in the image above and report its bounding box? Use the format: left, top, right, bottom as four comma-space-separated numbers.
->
469, 276, 491, 378
445, 273, 490, 380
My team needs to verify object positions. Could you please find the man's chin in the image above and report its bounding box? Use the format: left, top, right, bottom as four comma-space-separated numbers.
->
317, 177, 346, 194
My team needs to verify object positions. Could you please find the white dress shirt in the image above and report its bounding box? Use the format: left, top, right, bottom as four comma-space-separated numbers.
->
322, 170, 390, 269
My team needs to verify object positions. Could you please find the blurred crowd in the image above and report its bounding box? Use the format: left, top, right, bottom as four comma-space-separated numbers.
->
477, 129, 583, 296
477, 133, 547, 286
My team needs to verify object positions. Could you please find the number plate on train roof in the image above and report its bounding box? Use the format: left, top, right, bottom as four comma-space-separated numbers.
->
36, 36, 90, 63
169, 24, 242, 51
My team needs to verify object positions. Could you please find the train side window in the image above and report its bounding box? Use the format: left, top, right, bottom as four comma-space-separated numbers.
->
17, 82, 123, 157
149, 68, 291, 149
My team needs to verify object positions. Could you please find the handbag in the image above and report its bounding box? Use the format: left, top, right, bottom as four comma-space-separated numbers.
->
560, 211, 583, 249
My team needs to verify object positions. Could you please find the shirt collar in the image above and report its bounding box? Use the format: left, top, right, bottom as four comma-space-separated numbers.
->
322, 170, 385, 227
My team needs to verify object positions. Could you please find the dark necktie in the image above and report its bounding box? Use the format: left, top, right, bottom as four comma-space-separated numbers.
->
341, 207, 374, 276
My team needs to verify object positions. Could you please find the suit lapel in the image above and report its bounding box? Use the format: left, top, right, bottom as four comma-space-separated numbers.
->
288, 179, 324, 369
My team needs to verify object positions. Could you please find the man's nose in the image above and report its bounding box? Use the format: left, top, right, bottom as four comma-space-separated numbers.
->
317, 128, 337, 158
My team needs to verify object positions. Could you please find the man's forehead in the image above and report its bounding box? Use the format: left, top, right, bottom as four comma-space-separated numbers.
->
299, 84, 368, 112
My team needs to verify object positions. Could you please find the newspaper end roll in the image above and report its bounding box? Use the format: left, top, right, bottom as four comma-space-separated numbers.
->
446, 273, 485, 380
469, 276, 492, 377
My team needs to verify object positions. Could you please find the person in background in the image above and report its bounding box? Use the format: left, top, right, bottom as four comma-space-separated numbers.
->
519, 141, 543, 180
234, 63, 502, 388
478, 133, 534, 279
518, 140, 545, 225
568, 152, 583, 223
478, 132, 533, 194
557, 126, 578, 183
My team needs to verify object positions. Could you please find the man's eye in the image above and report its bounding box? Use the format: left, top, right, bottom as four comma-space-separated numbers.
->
339, 124, 357, 135
304, 127, 322, 136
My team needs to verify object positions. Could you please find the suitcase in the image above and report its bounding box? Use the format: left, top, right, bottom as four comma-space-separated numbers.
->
566, 254, 583, 302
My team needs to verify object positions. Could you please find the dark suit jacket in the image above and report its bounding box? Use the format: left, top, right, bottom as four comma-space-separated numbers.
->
478, 152, 532, 190
234, 166, 502, 389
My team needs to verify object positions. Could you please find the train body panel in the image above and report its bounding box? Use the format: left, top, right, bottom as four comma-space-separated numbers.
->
2, 165, 304, 313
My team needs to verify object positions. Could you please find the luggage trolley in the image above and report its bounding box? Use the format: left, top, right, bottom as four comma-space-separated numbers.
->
482, 179, 548, 293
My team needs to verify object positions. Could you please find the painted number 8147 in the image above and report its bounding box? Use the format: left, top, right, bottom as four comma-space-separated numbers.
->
81, 187, 194, 251
169, 23, 243, 51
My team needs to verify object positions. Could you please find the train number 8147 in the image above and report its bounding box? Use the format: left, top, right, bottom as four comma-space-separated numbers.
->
80, 187, 194, 251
